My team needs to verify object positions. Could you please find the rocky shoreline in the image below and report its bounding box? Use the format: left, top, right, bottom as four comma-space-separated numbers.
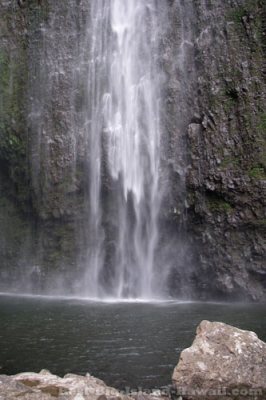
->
1, 321, 265, 400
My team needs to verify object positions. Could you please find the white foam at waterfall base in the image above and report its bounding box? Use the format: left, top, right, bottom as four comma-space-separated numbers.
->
0, 291, 196, 305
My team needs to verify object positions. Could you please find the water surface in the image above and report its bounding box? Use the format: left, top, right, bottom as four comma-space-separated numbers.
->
0, 295, 265, 389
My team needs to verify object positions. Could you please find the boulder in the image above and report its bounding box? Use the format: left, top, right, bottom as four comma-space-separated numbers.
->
0, 370, 165, 400
172, 320, 266, 399
0, 370, 122, 400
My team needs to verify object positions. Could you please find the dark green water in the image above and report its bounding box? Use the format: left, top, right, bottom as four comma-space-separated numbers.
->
0, 295, 265, 389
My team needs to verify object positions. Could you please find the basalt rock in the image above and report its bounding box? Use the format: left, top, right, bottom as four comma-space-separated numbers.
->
181, 0, 266, 301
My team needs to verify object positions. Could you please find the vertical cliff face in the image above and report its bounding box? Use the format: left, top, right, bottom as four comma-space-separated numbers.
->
0, 0, 265, 300
0, 0, 88, 292
184, 0, 266, 300
0, 0, 33, 288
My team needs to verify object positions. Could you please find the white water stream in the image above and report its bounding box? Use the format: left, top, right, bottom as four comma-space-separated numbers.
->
83, 0, 162, 298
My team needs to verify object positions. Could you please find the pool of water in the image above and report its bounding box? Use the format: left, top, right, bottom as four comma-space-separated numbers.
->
0, 294, 265, 389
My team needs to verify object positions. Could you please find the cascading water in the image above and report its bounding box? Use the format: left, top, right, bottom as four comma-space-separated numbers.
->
78, 1, 109, 298
0, 0, 195, 299
81, 0, 163, 299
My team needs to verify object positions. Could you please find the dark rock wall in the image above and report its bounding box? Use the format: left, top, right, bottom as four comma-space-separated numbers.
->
0, 0, 87, 291
185, 0, 266, 300
0, 0, 34, 288
0, 0, 265, 299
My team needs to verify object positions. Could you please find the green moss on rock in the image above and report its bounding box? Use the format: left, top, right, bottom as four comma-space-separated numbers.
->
206, 192, 233, 213
248, 165, 266, 179
0, 31, 30, 206
258, 113, 266, 136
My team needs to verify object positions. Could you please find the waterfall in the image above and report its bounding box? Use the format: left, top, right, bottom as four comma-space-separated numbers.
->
79, 1, 110, 298
0, 0, 195, 299
80, 0, 162, 299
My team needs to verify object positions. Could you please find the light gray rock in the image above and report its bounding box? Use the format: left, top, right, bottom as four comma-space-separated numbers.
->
0, 370, 166, 400
0, 370, 122, 400
172, 320, 266, 399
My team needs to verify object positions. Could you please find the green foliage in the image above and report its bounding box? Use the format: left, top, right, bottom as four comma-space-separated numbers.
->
26, 0, 50, 28
208, 200, 233, 212
0, 48, 26, 162
257, 113, 266, 136
225, 87, 239, 100
229, 7, 247, 24
248, 165, 266, 179
228, 1, 260, 23
0, 131, 26, 164
0, 47, 30, 205
222, 86, 239, 112
228, 0, 263, 44
220, 156, 240, 169
0, 50, 25, 119
206, 193, 233, 213
251, 218, 266, 227
255, 113, 266, 168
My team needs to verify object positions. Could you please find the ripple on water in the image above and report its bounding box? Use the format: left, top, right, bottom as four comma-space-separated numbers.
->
0, 295, 265, 389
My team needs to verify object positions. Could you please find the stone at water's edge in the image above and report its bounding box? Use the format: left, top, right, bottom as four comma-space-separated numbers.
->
0, 369, 165, 400
172, 320, 266, 399
0, 370, 121, 400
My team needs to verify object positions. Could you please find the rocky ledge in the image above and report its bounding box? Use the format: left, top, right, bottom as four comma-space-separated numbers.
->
1, 321, 266, 400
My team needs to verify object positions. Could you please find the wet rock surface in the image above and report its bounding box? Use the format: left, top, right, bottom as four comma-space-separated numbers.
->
181, 0, 266, 301
172, 320, 266, 399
